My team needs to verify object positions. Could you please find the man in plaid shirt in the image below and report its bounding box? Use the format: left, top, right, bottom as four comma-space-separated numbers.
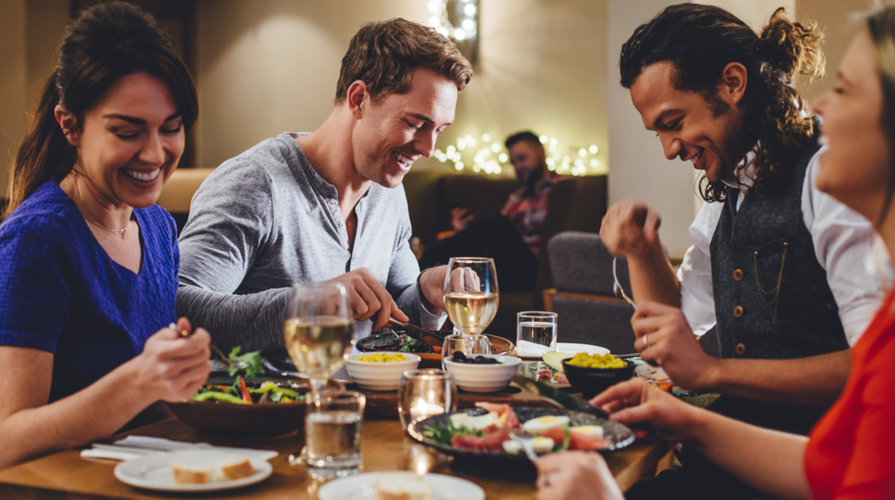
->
501, 131, 560, 256
421, 131, 556, 291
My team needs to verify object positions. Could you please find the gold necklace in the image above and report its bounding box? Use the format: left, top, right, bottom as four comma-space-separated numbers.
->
83, 215, 128, 235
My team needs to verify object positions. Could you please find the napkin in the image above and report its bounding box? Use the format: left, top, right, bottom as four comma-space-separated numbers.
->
80, 435, 279, 462
516, 340, 552, 358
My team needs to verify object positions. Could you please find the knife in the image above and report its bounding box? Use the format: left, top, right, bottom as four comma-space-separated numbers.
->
512, 374, 609, 418
388, 318, 447, 349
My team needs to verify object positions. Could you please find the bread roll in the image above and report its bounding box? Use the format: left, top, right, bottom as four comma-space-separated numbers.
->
170, 455, 255, 484
376, 472, 432, 500
218, 456, 255, 480
170, 463, 212, 484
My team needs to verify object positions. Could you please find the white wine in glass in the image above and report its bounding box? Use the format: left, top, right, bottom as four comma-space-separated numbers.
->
284, 282, 353, 401
444, 292, 499, 336
443, 257, 499, 340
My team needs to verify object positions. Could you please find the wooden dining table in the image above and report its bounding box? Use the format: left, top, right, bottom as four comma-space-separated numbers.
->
0, 410, 670, 500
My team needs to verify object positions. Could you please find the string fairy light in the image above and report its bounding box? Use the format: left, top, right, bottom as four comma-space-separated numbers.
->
428, 0, 477, 42
434, 132, 605, 177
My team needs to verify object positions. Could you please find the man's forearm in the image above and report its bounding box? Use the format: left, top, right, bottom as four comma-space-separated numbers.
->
628, 239, 681, 307
705, 349, 851, 405
176, 285, 290, 352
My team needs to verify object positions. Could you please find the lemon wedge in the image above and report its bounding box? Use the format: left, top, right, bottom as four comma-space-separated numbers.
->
543, 351, 574, 372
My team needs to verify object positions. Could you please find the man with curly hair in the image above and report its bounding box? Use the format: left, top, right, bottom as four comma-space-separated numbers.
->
599, 4, 889, 497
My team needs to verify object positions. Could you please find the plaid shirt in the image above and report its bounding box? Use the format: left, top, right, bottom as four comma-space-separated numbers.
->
501, 172, 559, 256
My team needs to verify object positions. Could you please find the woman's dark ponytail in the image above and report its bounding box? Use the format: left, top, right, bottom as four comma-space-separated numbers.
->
3, 2, 197, 220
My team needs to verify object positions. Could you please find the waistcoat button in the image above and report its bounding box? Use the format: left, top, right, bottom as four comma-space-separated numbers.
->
733, 305, 744, 318
733, 269, 744, 281
735, 343, 746, 356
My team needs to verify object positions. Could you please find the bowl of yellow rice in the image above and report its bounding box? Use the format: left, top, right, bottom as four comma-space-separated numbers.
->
561, 352, 635, 398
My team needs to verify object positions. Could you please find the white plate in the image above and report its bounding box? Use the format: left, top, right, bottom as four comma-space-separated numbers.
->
635, 363, 670, 381
114, 450, 273, 492
318, 472, 485, 500
554, 342, 610, 356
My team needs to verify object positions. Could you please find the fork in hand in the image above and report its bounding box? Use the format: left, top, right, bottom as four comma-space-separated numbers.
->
507, 431, 540, 464
612, 257, 637, 310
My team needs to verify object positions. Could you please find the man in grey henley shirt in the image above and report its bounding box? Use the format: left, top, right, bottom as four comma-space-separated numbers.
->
176, 19, 474, 355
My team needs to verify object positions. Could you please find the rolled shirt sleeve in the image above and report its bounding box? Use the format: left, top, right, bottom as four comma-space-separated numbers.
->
802, 149, 891, 345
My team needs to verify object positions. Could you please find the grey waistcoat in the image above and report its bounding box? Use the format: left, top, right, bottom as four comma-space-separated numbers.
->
706, 145, 848, 435
710, 144, 849, 360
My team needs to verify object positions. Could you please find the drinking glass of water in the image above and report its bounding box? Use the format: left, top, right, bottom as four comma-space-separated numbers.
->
304, 390, 366, 479
516, 311, 558, 359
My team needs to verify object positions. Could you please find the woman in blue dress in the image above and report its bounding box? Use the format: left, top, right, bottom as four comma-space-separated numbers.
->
0, 2, 211, 469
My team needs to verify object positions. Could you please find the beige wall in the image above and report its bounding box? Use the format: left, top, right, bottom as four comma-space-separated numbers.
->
0, 0, 871, 236
194, 0, 423, 170
194, 0, 608, 175
0, 0, 69, 199
798, 0, 874, 104
452, 0, 607, 175
0, 0, 28, 198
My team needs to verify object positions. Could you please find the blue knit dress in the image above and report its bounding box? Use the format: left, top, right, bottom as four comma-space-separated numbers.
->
0, 181, 179, 401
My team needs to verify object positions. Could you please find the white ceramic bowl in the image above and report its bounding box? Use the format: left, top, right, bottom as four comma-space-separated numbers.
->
443, 354, 521, 393
345, 352, 421, 391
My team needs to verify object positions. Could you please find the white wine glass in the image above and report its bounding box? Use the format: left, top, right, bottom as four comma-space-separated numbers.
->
443, 257, 499, 353
283, 282, 354, 402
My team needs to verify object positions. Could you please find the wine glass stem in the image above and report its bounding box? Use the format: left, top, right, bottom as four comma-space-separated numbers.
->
309, 375, 328, 403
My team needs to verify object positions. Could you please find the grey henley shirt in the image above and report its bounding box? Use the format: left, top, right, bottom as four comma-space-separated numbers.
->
176, 133, 445, 353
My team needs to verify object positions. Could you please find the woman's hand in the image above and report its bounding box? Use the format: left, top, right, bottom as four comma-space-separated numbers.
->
535, 451, 624, 500
132, 317, 212, 403
590, 378, 699, 443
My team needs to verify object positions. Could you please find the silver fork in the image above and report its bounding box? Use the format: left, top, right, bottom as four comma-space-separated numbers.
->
507, 431, 539, 463
612, 257, 637, 310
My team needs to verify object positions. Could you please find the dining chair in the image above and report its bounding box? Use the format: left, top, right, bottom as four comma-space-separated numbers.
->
543, 231, 637, 354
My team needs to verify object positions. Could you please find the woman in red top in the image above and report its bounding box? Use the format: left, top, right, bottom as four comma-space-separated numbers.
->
535, 8, 895, 500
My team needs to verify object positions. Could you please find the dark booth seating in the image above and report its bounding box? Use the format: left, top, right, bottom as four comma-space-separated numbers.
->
402, 171, 607, 340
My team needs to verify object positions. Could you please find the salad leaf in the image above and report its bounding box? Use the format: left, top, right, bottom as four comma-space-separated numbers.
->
423, 421, 483, 446
553, 425, 571, 453
227, 346, 266, 379
391, 332, 435, 353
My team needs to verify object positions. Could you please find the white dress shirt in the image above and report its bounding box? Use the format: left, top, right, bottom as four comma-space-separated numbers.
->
678, 146, 891, 346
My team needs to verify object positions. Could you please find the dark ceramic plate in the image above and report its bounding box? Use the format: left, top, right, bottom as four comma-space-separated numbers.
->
407, 407, 635, 466
167, 373, 342, 439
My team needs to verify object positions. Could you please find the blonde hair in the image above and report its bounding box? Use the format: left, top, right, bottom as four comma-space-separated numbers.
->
867, 7, 895, 223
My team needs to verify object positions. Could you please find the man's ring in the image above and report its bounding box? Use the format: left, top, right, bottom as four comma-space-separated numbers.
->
539, 473, 552, 487
644, 333, 649, 348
